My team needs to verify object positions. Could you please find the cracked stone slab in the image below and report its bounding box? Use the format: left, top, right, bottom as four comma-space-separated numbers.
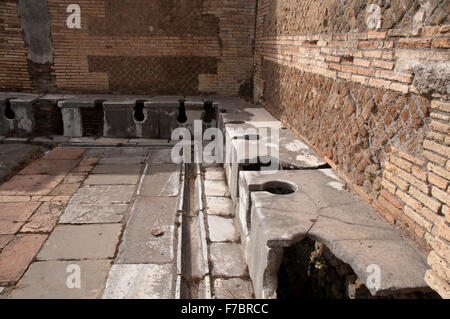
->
207, 216, 239, 242
210, 243, 246, 277
60, 204, 128, 224
20, 202, 64, 233
102, 264, 175, 299
7, 260, 111, 299
91, 164, 143, 175
331, 239, 430, 295
69, 185, 135, 204
139, 164, 180, 197
37, 224, 122, 260
117, 197, 177, 264
213, 278, 254, 299
19, 159, 80, 175
84, 174, 140, 185
204, 180, 231, 197
206, 197, 235, 217
0, 235, 13, 250
0, 175, 65, 196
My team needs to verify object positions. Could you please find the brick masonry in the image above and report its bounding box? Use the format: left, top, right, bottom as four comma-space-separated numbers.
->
1, 0, 256, 96
0, 1, 32, 92
0, 0, 449, 298
254, 0, 450, 298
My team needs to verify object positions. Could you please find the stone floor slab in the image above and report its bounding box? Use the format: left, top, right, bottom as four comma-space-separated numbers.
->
91, 164, 143, 175
83, 148, 148, 158
0, 202, 41, 222
210, 243, 246, 277
60, 204, 128, 224
0, 235, 12, 250
99, 157, 145, 164
49, 183, 80, 196
0, 234, 47, 285
139, 164, 180, 197
0, 144, 45, 181
43, 148, 84, 160
19, 159, 80, 175
205, 180, 231, 197
7, 260, 111, 299
37, 224, 122, 260
117, 197, 177, 264
84, 174, 139, 185
146, 148, 175, 163
205, 167, 225, 181
20, 202, 64, 233
0, 175, 65, 196
207, 216, 239, 242
206, 197, 234, 217
102, 264, 174, 299
69, 185, 135, 204
213, 278, 254, 299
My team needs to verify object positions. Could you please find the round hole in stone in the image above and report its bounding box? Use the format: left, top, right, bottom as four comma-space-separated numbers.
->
4, 100, 15, 120
225, 120, 246, 125
235, 134, 262, 141
260, 181, 297, 195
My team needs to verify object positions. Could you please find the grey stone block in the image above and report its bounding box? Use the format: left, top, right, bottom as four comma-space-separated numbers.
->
210, 243, 246, 277
60, 204, 128, 224
139, 164, 180, 197
117, 197, 178, 264
102, 264, 175, 299
207, 215, 239, 243
37, 224, 122, 260
69, 185, 135, 204
7, 260, 111, 299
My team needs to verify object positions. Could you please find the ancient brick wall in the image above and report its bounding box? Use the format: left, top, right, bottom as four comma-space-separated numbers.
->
0, 1, 32, 92
255, 0, 450, 298
0, 0, 256, 96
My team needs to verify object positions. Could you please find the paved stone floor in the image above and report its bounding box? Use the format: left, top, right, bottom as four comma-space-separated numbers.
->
204, 166, 254, 299
0, 142, 254, 299
0, 143, 47, 182
0, 145, 179, 298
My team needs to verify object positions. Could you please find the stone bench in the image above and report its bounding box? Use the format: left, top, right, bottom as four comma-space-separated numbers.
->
219, 106, 327, 201
0, 93, 40, 136
58, 95, 219, 139
238, 169, 431, 298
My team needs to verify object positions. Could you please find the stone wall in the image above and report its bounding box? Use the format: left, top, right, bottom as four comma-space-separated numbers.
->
255, 0, 450, 298
0, 0, 256, 96
0, 1, 33, 92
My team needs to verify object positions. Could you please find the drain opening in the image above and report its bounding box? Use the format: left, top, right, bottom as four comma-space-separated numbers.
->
177, 100, 188, 124
202, 100, 215, 124
81, 100, 105, 136
4, 99, 15, 120
134, 100, 146, 122
259, 180, 297, 195
277, 238, 441, 299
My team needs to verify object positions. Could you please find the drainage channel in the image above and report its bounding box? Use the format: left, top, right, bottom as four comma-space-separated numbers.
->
177, 145, 212, 299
